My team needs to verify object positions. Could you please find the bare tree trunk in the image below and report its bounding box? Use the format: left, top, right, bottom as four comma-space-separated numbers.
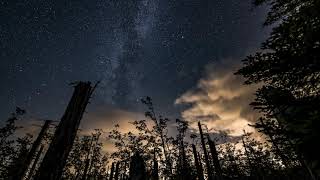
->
109, 162, 115, 180
8, 141, 30, 179
192, 144, 204, 180
35, 82, 95, 180
198, 152, 205, 178
115, 162, 120, 180
25, 145, 44, 180
82, 159, 91, 180
151, 151, 159, 180
129, 152, 146, 180
207, 136, 223, 178
198, 121, 212, 180
181, 141, 187, 170
12, 120, 51, 180
82, 136, 94, 180
159, 129, 172, 177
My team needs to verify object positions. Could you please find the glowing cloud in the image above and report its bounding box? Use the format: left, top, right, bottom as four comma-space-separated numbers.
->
175, 59, 261, 137
79, 106, 145, 153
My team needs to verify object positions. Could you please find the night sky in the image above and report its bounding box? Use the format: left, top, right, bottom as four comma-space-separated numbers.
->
0, 1, 269, 136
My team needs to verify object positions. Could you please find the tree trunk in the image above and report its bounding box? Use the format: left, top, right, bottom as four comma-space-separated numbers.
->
12, 120, 51, 180
198, 121, 212, 180
82, 136, 94, 180
192, 144, 204, 180
114, 162, 120, 180
129, 152, 146, 180
207, 136, 223, 178
151, 151, 159, 180
25, 145, 44, 180
35, 82, 94, 180
109, 162, 115, 180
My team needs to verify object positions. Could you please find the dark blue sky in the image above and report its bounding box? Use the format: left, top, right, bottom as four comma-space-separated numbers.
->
0, 0, 268, 124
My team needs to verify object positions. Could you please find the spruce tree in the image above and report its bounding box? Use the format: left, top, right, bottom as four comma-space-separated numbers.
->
236, 0, 320, 176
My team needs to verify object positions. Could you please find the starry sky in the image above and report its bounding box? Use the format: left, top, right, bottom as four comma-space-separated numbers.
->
0, 0, 269, 136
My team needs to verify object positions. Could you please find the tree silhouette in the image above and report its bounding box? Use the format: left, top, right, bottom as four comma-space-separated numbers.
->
62, 130, 109, 179
0, 107, 25, 178
236, 0, 320, 177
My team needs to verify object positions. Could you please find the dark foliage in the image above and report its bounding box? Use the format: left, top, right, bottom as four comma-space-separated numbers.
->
236, 0, 320, 178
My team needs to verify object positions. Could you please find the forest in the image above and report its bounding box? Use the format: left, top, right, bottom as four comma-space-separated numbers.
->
1, 0, 320, 179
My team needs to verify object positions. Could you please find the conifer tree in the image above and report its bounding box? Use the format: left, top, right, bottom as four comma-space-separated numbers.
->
236, 0, 320, 176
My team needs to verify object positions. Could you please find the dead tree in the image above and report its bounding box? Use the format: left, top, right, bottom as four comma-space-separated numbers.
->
35, 82, 95, 180
192, 144, 204, 180
7, 139, 30, 180
176, 118, 190, 180
114, 162, 120, 180
11, 120, 51, 180
151, 151, 159, 180
141, 97, 172, 176
180, 140, 188, 178
82, 136, 94, 180
109, 162, 115, 180
207, 136, 223, 178
198, 122, 212, 180
198, 152, 205, 178
129, 152, 146, 180
25, 145, 44, 180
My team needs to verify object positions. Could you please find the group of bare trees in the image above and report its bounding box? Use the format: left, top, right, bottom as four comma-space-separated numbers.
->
0, 82, 97, 180
0, 87, 318, 180
102, 97, 316, 180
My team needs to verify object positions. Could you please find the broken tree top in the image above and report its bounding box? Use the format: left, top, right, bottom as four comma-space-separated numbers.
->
35, 81, 97, 180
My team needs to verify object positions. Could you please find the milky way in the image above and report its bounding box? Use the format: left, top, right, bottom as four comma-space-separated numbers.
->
0, 0, 269, 124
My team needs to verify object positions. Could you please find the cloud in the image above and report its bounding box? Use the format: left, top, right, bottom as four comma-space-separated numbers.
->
79, 105, 147, 153
175, 58, 261, 137
80, 106, 144, 134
